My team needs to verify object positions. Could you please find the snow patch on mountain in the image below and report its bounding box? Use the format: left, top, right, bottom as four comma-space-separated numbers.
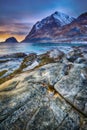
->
35, 17, 51, 30
53, 11, 74, 26
35, 11, 75, 30
35, 22, 42, 30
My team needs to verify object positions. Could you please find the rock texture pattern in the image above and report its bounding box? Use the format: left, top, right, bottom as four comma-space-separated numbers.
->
0, 47, 87, 130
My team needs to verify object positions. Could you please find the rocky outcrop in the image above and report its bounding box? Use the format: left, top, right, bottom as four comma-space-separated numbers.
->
0, 49, 64, 84
4, 37, 18, 43
0, 53, 27, 82
0, 47, 87, 130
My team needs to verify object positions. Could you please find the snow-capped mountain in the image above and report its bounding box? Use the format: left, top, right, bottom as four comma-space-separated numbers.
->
35, 11, 74, 30
52, 11, 74, 26
23, 11, 75, 42
23, 11, 87, 43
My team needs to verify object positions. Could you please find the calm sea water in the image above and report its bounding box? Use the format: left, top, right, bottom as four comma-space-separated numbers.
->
0, 42, 86, 56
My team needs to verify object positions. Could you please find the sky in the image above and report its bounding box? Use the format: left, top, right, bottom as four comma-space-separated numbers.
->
0, 0, 87, 42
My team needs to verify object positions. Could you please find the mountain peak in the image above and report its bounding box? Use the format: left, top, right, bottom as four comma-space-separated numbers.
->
52, 11, 65, 15
78, 12, 87, 19
53, 11, 59, 15
52, 11, 75, 26
23, 11, 75, 42
34, 11, 75, 31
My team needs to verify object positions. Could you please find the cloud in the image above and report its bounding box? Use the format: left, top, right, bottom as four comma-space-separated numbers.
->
0, 21, 33, 42
0, 31, 27, 35
0, 0, 87, 42
0, 22, 33, 34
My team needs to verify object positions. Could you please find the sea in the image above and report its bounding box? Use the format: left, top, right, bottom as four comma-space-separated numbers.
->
0, 42, 87, 78
0, 42, 86, 55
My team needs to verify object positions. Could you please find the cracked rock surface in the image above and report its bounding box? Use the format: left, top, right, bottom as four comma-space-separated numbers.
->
0, 47, 87, 130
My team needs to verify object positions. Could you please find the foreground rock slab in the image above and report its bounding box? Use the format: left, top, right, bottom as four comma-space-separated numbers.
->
0, 61, 87, 130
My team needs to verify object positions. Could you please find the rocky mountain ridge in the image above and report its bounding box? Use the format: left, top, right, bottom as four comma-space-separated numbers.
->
23, 11, 87, 43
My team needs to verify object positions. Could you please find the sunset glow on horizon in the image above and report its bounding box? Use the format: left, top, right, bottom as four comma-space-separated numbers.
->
0, 0, 87, 42
0, 34, 26, 42
0, 21, 33, 42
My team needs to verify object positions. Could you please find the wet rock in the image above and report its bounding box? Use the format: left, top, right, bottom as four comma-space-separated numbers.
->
66, 47, 83, 62
0, 48, 87, 130
37, 49, 64, 66
0, 59, 10, 63
75, 57, 87, 64
0, 52, 27, 59
20, 53, 37, 70
48, 49, 64, 62
0, 70, 7, 77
